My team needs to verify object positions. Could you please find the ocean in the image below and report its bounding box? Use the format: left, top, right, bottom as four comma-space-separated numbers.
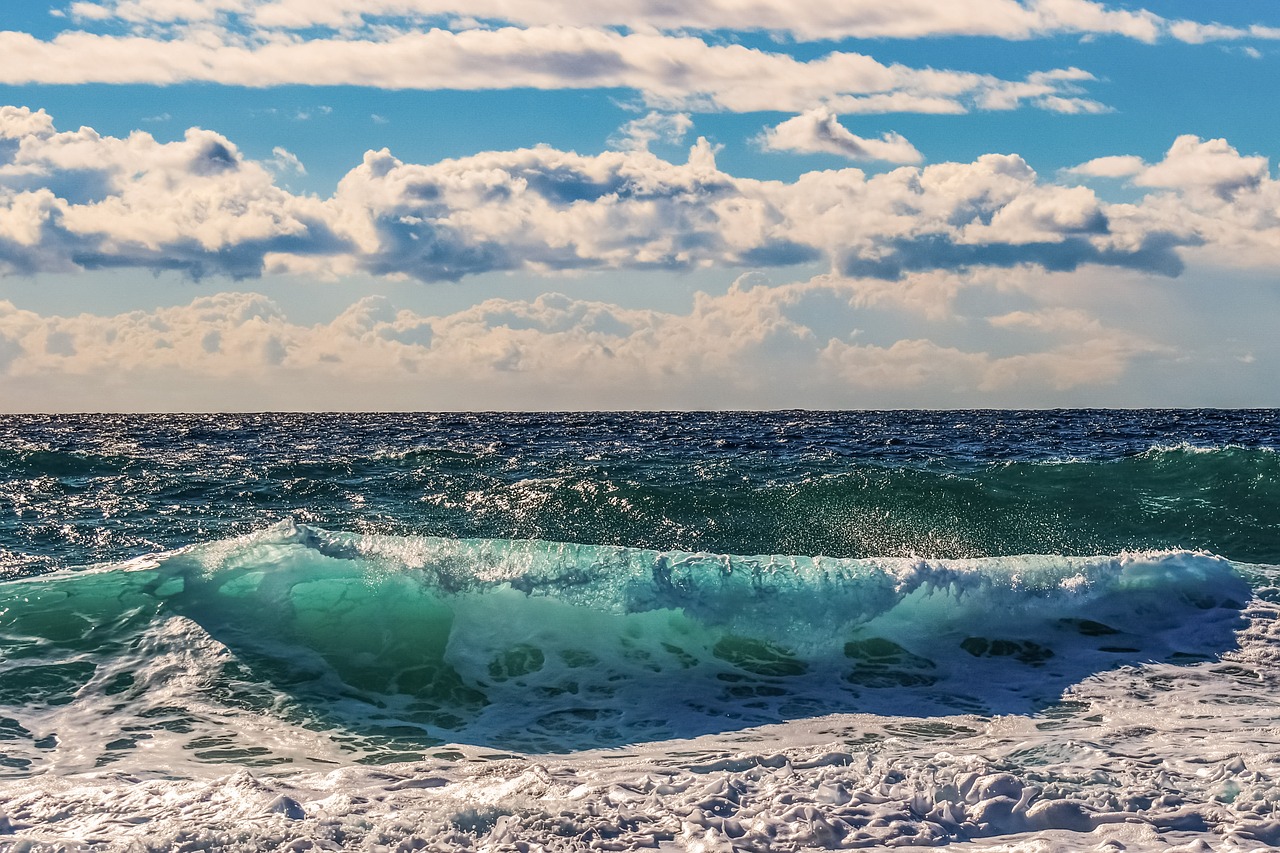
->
1, 410, 1278, 851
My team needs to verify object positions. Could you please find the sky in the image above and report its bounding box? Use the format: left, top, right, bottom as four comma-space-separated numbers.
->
1, 1, 1280, 411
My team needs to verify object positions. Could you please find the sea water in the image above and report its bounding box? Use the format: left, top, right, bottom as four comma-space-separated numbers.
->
1, 410, 1278, 850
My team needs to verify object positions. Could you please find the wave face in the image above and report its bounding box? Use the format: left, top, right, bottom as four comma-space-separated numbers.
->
3, 411, 1280, 582
0, 521, 1249, 770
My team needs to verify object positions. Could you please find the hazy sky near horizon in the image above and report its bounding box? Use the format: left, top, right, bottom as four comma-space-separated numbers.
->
2, 0, 1280, 410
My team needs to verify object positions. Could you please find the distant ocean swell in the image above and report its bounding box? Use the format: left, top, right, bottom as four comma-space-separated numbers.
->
4, 441, 1280, 580
0, 521, 1251, 772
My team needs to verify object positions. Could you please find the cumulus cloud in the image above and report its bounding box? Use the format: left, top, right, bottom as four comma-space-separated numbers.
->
5, 107, 1280, 283
1069, 136, 1280, 267
1074, 137, 1271, 197
759, 109, 923, 165
0, 107, 344, 278
61, 0, 1275, 45
1133, 136, 1270, 198
0, 276, 1166, 410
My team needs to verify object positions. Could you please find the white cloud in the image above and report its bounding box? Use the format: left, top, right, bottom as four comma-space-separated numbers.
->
1073, 137, 1271, 196
1033, 96, 1110, 115
0, 28, 1107, 116
759, 109, 923, 165
1133, 135, 1270, 198
1068, 154, 1145, 179
266, 146, 305, 175
1068, 136, 1280, 268
0, 106, 55, 138
988, 306, 1103, 334
1163, 20, 1280, 45
0, 110, 338, 278
974, 67, 1108, 114
610, 112, 693, 153
962, 185, 1107, 245
59, 0, 1260, 45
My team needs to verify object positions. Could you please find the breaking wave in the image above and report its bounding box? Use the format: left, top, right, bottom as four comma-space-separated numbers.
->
0, 521, 1249, 770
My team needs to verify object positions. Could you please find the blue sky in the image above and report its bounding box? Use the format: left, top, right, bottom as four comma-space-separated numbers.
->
1, 0, 1279, 410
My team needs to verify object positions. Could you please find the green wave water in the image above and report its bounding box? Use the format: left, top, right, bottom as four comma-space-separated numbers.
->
0, 521, 1251, 767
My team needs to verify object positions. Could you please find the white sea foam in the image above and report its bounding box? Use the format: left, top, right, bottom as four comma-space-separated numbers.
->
2, 596, 1279, 851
